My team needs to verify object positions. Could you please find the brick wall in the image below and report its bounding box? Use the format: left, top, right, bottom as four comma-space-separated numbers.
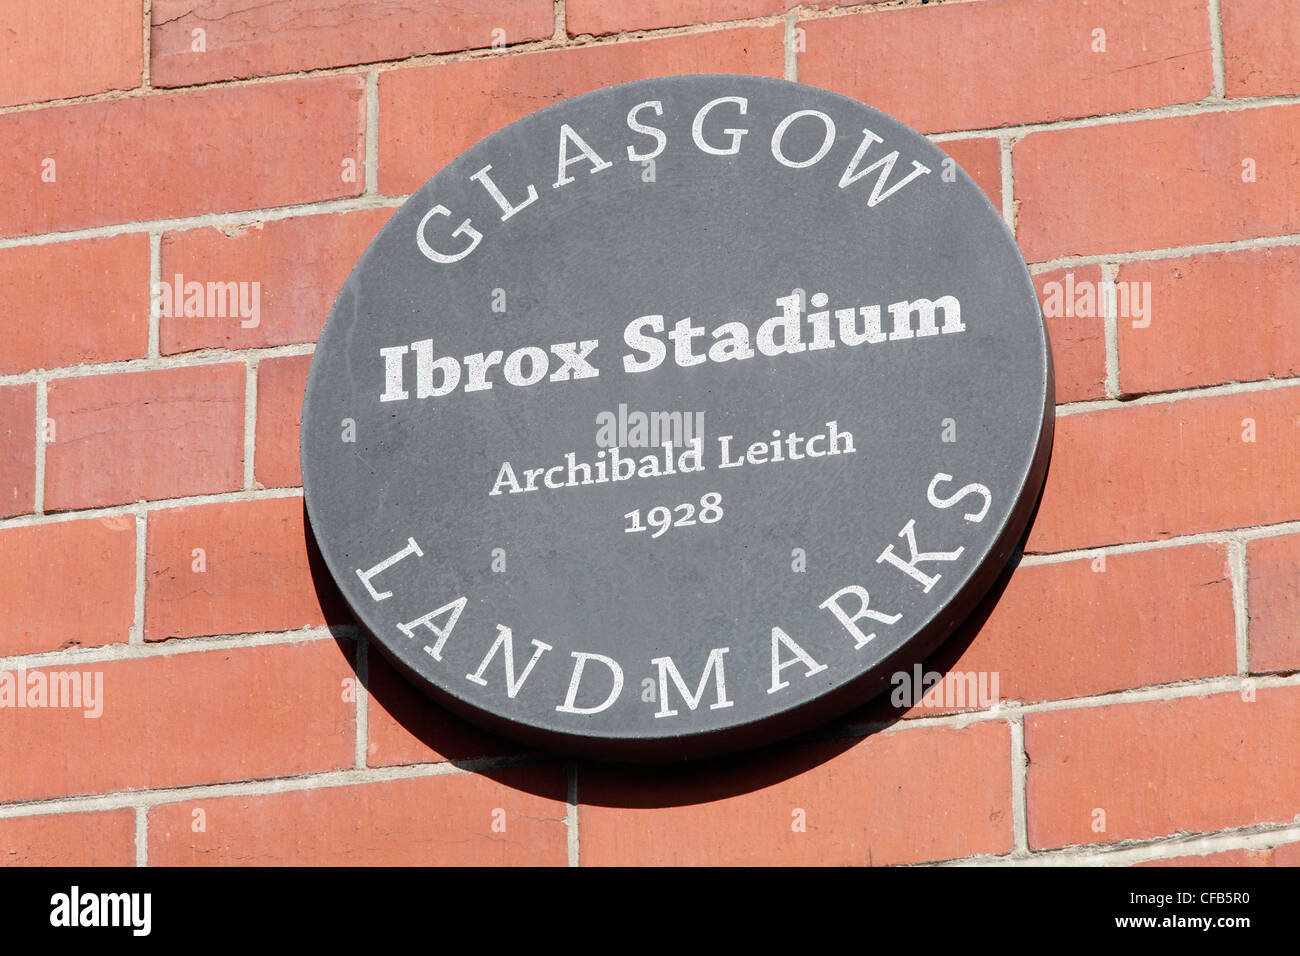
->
1, 0, 1298, 867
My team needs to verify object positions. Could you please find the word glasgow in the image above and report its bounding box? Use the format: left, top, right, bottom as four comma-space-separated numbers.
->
414, 93, 933, 265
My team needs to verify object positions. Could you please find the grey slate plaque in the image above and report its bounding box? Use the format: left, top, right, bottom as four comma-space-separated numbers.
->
301, 75, 1054, 760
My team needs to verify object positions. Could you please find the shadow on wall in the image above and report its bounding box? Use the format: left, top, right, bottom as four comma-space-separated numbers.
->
301, 495, 1034, 808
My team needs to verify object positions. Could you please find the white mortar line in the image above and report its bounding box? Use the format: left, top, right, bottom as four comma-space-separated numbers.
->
130, 508, 147, 645
0, 624, 356, 672
0, 754, 547, 821
364, 71, 379, 196
836, 670, 1300, 741
1027, 230, 1300, 273
998, 135, 1015, 230
1229, 539, 1250, 674
147, 232, 161, 357
134, 806, 148, 867
1055, 373, 1300, 418
243, 359, 258, 490
1209, 0, 1227, 100
927, 90, 1300, 144
0, 341, 316, 388
1019, 518, 1300, 566
0, 194, 407, 251
1010, 716, 1028, 855
935, 821, 1300, 867
554, 0, 566, 41
783, 11, 799, 82
566, 765, 580, 867
0, 485, 304, 532
354, 636, 369, 770
1100, 263, 1121, 398
141, 0, 152, 90
32, 380, 46, 514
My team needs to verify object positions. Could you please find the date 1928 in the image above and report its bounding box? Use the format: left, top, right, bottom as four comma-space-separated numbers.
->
624, 492, 724, 538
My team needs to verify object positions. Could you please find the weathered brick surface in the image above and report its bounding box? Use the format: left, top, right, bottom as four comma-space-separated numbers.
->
801, 0, 1212, 134
253, 354, 312, 489
1026, 687, 1300, 848
0, 810, 136, 867
0, 0, 142, 108
151, 0, 554, 86
1015, 105, 1300, 261
1222, 0, 1300, 98
0, 641, 355, 803
579, 722, 1013, 865
44, 365, 245, 511
0, 384, 36, 518
159, 209, 394, 354
859, 545, 1236, 721
1032, 266, 1107, 403
568, 0, 792, 36
145, 497, 345, 640
0, 235, 150, 376
1028, 388, 1300, 553
1116, 248, 1300, 395
148, 768, 568, 865
0, 77, 364, 238
0, 518, 136, 656
1247, 533, 1300, 674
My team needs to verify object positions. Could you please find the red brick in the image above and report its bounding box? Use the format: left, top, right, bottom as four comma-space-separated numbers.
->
151, 0, 553, 87
0, 518, 136, 656
1033, 266, 1107, 403
0, 384, 35, 517
1135, 848, 1274, 867
0, 640, 355, 802
1027, 687, 1300, 848
148, 768, 568, 865
938, 138, 1002, 210
1222, 0, 1300, 98
1117, 248, 1300, 396
253, 355, 311, 489
0, 235, 150, 375
378, 26, 785, 194
569, 0, 790, 35
365, 650, 523, 767
44, 364, 245, 511
0, 77, 364, 238
1028, 387, 1300, 553
146, 496, 346, 640
1276, 842, 1300, 866
1015, 105, 1300, 261
159, 208, 393, 354
884, 546, 1235, 719
1247, 533, 1300, 674
579, 722, 1012, 865
0, 0, 141, 108
800, 0, 1212, 135
0, 811, 135, 867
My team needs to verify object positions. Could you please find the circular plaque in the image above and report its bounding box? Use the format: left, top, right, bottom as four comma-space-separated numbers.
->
302, 75, 1053, 760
